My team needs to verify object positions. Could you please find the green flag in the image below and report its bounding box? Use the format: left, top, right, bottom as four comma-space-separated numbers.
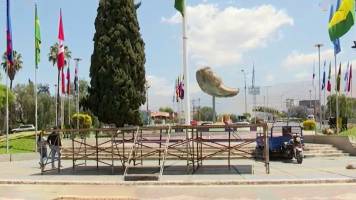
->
175, 0, 185, 16
35, 4, 41, 67
328, 0, 355, 41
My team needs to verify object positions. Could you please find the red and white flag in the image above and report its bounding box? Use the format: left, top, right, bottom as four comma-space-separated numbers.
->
57, 9, 65, 70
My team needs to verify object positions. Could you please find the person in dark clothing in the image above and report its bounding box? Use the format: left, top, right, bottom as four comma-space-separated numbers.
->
47, 127, 62, 169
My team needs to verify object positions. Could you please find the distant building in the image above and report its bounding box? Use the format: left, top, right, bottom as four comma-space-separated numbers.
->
299, 100, 320, 115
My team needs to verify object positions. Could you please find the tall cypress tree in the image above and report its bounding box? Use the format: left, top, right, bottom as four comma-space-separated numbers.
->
85, 0, 146, 126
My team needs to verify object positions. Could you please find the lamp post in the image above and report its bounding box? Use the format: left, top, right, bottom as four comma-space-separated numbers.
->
315, 43, 323, 131
241, 69, 247, 114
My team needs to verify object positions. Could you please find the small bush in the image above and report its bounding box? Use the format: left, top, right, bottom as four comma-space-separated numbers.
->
303, 120, 316, 130
71, 113, 92, 129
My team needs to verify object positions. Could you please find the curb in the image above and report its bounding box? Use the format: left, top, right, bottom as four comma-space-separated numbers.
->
1, 178, 356, 186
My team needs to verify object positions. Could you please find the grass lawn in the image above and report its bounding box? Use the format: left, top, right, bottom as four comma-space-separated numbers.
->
0, 136, 36, 154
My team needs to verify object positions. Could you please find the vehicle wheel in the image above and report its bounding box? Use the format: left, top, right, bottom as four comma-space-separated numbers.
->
296, 151, 303, 164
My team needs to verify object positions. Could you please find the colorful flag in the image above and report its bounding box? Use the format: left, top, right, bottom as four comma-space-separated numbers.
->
322, 61, 326, 90
66, 67, 70, 95
6, 0, 13, 66
344, 62, 349, 92
328, 0, 355, 41
61, 67, 65, 94
348, 63, 352, 92
175, 0, 185, 16
327, 61, 332, 92
176, 77, 180, 102
74, 65, 78, 93
35, 4, 41, 67
179, 75, 184, 100
337, 63, 342, 92
329, 5, 342, 55
57, 9, 65, 70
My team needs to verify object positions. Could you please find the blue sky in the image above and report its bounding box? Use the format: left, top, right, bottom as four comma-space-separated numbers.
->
0, 0, 355, 114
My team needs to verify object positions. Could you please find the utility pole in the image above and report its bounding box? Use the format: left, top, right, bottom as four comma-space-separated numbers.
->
315, 43, 323, 131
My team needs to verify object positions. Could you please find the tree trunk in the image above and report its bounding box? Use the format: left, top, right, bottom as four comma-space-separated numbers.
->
10, 80, 13, 90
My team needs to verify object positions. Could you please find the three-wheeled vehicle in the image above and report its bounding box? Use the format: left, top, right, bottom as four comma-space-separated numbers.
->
256, 122, 304, 164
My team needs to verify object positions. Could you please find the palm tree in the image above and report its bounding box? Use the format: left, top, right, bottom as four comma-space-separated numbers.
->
48, 43, 72, 126
1, 51, 23, 89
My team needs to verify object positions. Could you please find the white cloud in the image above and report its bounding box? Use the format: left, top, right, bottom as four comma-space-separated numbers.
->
163, 4, 293, 67
282, 49, 334, 70
147, 75, 173, 97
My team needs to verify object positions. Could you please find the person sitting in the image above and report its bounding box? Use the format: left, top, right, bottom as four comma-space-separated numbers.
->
47, 127, 62, 169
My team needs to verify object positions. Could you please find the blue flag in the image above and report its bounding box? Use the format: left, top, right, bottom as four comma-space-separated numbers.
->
322, 61, 326, 90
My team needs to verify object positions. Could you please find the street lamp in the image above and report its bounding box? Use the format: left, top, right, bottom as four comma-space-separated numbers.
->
241, 69, 247, 114
315, 43, 323, 131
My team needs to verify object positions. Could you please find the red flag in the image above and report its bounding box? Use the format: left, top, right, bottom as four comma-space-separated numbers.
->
66, 67, 70, 95
57, 9, 65, 70
61, 67, 65, 94
348, 64, 352, 92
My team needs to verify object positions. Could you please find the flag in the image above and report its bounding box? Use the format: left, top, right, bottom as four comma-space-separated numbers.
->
348, 63, 352, 92
179, 75, 184, 99
57, 9, 65, 70
327, 61, 332, 92
74, 65, 78, 93
61, 67, 65, 94
322, 61, 326, 90
312, 61, 316, 85
35, 4, 41, 67
176, 77, 180, 102
329, 5, 342, 55
344, 62, 349, 92
328, 0, 355, 41
337, 63, 342, 92
66, 67, 70, 95
175, 0, 185, 16
6, 0, 13, 66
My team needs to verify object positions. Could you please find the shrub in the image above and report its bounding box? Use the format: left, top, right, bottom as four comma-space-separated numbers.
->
303, 120, 316, 130
71, 113, 92, 129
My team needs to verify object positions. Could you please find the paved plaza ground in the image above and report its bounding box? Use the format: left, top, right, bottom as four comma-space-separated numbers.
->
1, 154, 356, 199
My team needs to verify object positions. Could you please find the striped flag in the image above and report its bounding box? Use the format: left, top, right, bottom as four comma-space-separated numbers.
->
35, 4, 41, 67
327, 61, 332, 92
344, 62, 349, 92
57, 9, 65, 70
348, 64, 352, 92
6, 0, 13, 66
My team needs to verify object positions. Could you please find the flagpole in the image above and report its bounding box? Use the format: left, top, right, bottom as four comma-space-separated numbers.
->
182, 2, 190, 125
74, 58, 81, 129
315, 44, 323, 132
35, 61, 38, 152
6, 63, 9, 154
335, 54, 339, 134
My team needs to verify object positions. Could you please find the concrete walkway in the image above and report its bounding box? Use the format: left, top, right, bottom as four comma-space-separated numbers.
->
1, 155, 356, 185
